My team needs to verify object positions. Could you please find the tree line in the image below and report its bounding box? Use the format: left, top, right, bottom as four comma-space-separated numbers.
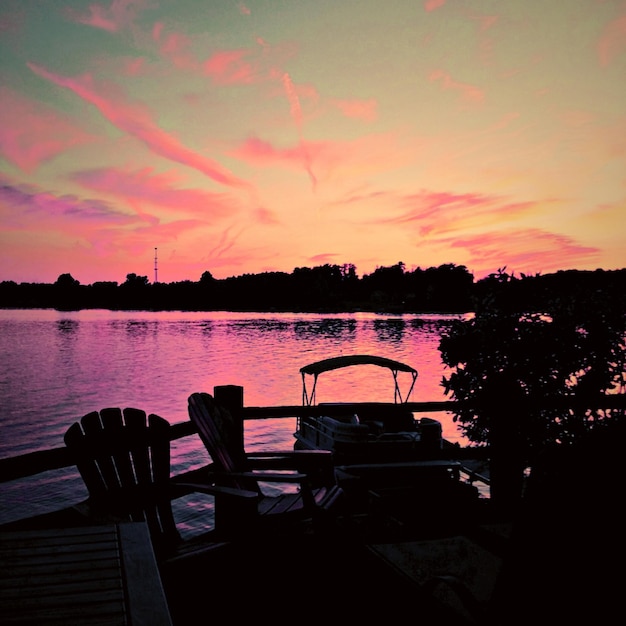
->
1, 262, 625, 313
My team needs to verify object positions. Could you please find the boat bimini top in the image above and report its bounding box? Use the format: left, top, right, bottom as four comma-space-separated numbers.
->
300, 354, 418, 406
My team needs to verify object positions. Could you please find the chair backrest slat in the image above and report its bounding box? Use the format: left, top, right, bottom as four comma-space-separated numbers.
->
101, 407, 136, 488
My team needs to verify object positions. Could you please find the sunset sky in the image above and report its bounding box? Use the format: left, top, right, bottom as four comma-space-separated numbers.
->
1, 0, 625, 285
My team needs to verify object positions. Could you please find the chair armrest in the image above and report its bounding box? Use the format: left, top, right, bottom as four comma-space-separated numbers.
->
238, 471, 309, 483
246, 450, 333, 458
209, 470, 309, 484
246, 450, 333, 466
246, 450, 336, 486
174, 463, 310, 487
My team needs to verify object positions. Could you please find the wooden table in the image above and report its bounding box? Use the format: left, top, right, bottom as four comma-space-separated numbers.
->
0, 522, 172, 625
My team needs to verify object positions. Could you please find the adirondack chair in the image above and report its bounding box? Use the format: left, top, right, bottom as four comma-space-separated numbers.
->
186, 392, 344, 534
64, 407, 258, 564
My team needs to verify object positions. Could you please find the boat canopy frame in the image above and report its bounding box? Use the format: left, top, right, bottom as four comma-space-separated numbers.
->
300, 354, 418, 406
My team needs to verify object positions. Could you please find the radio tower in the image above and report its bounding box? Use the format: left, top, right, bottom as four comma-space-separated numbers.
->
154, 247, 158, 284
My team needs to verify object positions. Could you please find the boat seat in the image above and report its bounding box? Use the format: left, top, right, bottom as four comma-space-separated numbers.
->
381, 411, 416, 432
321, 413, 361, 425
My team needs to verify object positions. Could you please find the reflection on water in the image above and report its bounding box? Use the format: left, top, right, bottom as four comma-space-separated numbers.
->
0, 309, 471, 527
56, 319, 79, 335
293, 318, 358, 339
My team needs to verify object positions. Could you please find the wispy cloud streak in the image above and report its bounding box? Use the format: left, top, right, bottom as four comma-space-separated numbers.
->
0, 87, 95, 172
27, 63, 251, 191
446, 228, 600, 276
429, 70, 485, 103
597, 12, 626, 66
424, 0, 446, 13
65, 0, 150, 33
0, 177, 138, 226
71, 167, 235, 218
332, 99, 378, 122
282, 72, 317, 190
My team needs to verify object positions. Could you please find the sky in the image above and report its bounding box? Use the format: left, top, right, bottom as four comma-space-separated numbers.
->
1, 0, 625, 285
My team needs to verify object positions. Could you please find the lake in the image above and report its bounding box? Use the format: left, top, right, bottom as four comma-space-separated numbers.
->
0, 308, 471, 530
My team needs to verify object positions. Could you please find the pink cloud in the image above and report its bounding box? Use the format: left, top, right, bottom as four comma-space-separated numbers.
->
122, 56, 147, 76
234, 136, 318, 189
424, 0, 446, 13
282, 73, 304, 129
429, 70, 485, 103
445, 228, 600, 277
71, 167, 236, 218
254, 206, 280, 225
477, 15, 499, 32
373, 190, 537, 239
332, 99, 378, 122
233, 136, 324, 187
153, 33, 293, 81
204, 49, 257, 84
0, 174, 211, 265
280, 73, 316, 189
424, 0, 446, 12
65, 0, 150, 33
202, 40, 297, 85
206, 224, 244, 260
0, 87, 96, 173
234, 132, 412, 186
0, 176, 138, 228
156, 30, 198, 70
27, 63, 251, 190
598, 12, 626, 66
152, 21, 164, 40
308, 253, 339, 265
235, 136, 298, 165
103, 217, 207, 257
396, 191, 477, 231
238, 3, 251, 16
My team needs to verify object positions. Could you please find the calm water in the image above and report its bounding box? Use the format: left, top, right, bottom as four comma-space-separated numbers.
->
0, 308, 471, 530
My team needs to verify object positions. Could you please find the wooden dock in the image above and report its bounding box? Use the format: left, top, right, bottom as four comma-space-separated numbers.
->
2, 390, 624, 625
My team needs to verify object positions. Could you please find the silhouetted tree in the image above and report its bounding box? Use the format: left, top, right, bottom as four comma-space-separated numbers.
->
55, 273, 80, 288
361, 262, 406, 309
118, 273, 150, 309
54, 273, 82, 310
439, 268, 626, 505
199, 270, 215, 285
122, 273, 149, 288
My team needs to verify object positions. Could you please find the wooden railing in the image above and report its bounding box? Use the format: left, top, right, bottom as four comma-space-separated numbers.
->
1, 386, 624, 487
0, 397, 469, 484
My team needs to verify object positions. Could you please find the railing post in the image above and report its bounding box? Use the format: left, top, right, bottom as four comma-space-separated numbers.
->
214, 385, 245, 449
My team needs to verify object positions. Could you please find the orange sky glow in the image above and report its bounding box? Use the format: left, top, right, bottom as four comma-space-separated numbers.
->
1, 0, 625, 284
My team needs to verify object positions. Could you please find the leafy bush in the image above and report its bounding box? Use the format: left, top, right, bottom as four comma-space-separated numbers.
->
439, 270, 626, 460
